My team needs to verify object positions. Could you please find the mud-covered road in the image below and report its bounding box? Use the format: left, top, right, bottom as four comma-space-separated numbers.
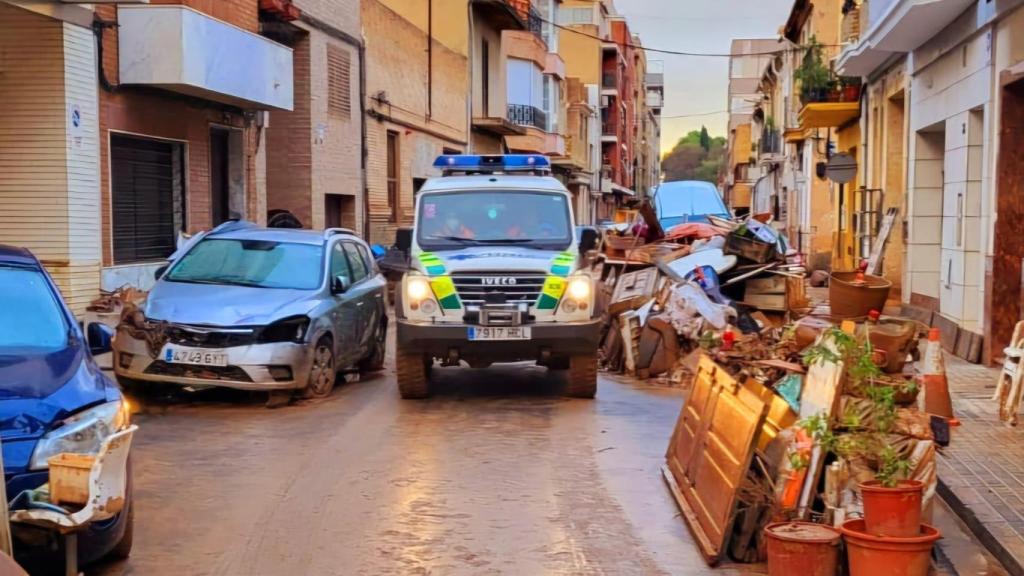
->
90, 358, 761, 576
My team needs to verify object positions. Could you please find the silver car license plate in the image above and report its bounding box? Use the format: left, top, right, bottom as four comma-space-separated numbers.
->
164, 347, 228, 367
467, 326, 532, 341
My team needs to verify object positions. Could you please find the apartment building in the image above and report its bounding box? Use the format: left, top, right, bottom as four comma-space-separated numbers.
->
0, 0, 295, 310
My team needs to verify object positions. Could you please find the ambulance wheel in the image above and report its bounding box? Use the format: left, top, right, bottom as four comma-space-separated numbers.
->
566, 353, 598, 399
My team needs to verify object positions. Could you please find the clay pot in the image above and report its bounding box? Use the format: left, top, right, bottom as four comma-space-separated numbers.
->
861, 480, 923, 537
829, 271, 892, 319
844, 84, 861, 102
841, 519, 941, 576
764, 522, 841, 576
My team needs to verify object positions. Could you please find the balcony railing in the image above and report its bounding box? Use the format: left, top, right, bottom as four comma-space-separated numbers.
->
841, 1, 866, 45
507, 103, 547, 130
526, 6, 543, 36
759, 129, 782, 156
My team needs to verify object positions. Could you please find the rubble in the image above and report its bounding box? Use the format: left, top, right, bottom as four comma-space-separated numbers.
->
599, 204, 954, 567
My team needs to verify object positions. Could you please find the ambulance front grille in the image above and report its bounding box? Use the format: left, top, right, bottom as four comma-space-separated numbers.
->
450, 272, 548, 306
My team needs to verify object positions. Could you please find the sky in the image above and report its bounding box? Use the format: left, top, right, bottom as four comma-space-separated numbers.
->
612, 0, 794, 157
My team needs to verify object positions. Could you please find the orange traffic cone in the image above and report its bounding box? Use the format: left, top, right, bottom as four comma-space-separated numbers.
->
920, 327, 960, 426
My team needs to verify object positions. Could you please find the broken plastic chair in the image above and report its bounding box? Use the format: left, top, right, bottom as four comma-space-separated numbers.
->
994, 320, 1024, 426
9, 425, 137, 576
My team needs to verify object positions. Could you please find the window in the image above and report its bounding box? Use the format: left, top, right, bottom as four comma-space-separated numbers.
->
330, 242, 351, 279
357, 244, 376, 275
537, 0, 558, 51
417, 190, 572, 251
343, 243, 368, 282
387, 131, 400, 222
0, 267, 67, 351
166, 239, 325, 290
559, 7, 593, 24
507, 58, 546, 130
327, 45, 352, 118
111, 134, 186, 264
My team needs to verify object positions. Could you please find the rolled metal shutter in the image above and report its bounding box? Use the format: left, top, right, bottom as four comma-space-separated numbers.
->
111, 134, 180, 264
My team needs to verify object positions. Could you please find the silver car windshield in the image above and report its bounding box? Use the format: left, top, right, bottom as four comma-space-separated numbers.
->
0, 266, 68, 350
418, 190, 572, 250
165, 239, 324, 290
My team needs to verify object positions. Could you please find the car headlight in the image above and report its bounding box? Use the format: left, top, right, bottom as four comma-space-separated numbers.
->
29, 400, 131, 470
259, 316, 311, 343
407, 277, 432, 302
567, 277, 592, 301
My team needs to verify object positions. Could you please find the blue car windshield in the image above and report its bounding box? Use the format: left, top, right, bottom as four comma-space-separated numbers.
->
166, 239, 324, 290
656, 182, 728, 218
0, 267, 68, 350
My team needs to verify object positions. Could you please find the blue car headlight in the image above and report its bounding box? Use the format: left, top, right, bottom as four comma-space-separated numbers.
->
29, 400, 131, 470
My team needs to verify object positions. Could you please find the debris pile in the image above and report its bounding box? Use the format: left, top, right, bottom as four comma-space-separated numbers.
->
596, 203, 807, 385
659, 302, 949, 570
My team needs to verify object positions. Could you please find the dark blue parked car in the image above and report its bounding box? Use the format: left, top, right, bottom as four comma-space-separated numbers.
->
0, 245, 134, 569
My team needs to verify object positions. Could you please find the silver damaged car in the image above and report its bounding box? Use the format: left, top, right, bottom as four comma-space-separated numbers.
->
114, 223, 387, 399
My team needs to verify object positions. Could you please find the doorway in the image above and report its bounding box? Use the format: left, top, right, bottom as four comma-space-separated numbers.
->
989, 79, 1024, 360
325, 194, 356, 230
908, 126, 945, 311
209, 126, 245, 226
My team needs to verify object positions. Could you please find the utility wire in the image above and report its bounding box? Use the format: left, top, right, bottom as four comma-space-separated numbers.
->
543, 17, 843, 57
661, 110, 730, 119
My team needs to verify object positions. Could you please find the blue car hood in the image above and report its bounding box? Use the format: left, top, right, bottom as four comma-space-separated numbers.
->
0, 341, 115, 476
146, 281, 317, 326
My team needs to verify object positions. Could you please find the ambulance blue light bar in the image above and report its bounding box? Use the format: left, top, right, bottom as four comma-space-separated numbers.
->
433, 154, 551, 175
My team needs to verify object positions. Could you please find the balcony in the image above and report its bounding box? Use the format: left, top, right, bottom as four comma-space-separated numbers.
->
117, 5, 293, 110
759, 129, 782, 156
507, 103, 547, 131
474, 0, 529, 30
837, 0, 976, 76
601, 72, 619, 96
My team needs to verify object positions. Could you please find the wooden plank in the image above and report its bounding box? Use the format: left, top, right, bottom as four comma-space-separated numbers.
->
866, 207, 899, 275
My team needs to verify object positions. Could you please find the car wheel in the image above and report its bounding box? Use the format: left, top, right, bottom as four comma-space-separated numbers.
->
359, 318, 387, 373
397, 351, 430, 399
106, 497, 134, 560
303, 336, 336, 399
566, 353, 598, 399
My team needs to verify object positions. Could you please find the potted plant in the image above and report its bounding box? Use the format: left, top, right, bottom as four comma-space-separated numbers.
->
827, 79, 843, 102
795, 37, 832, 104
801, 330, 924, 537
842, 77, 862, 102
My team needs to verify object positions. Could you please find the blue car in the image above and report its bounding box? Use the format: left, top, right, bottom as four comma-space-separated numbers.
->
653, 180, 732, 229
0, 245, 134, 569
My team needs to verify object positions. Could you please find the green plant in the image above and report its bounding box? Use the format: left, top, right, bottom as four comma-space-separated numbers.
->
794, 36, 832, 102
875, 445, 912, 488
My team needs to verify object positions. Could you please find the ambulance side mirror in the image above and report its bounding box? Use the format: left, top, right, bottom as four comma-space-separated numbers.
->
395, 227, 413, 253
578, 227, 599, 254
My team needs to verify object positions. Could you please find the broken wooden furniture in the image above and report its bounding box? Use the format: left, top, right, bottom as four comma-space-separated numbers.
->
9, 426, 136, 576
994, 319, 1024, 425
663, 354, 769, 565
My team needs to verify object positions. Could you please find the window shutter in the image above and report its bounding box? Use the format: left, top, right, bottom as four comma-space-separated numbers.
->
327, 45, 352, 118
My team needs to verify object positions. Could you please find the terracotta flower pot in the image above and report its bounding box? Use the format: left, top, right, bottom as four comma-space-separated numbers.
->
861, 480, 923, 537
764, 522, 841, 576
841, 519, 941, 576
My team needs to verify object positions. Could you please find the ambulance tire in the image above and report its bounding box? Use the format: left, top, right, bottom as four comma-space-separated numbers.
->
566, 353, 598, 399
397, 351, 431, 399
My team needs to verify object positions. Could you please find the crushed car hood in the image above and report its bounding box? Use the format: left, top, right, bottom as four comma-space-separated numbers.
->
145, 281, 317, 326
415, 247, 570, 274
0, 343, 116, 475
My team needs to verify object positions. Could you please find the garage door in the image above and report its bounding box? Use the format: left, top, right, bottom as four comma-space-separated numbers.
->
111, 134, 184, 264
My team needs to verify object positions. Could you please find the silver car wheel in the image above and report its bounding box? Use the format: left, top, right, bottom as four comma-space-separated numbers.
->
306, 339, 336, 398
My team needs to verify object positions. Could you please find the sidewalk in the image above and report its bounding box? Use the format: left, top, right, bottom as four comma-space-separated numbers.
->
940, 354, 1024, 576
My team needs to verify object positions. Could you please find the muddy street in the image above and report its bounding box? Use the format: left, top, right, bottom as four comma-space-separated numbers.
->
91, 362, 752, 576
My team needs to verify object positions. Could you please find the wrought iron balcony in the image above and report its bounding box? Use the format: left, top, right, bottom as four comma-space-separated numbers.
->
507, 103, 548, 131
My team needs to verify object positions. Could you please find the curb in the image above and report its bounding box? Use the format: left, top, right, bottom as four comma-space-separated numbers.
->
937, 477, 1024, 576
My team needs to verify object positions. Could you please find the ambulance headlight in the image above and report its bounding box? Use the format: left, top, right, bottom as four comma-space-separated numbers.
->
567, 277, 592, 301
407, 277, 432, 302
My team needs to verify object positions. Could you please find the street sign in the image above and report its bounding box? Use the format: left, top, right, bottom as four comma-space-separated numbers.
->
826, 153, 857, 184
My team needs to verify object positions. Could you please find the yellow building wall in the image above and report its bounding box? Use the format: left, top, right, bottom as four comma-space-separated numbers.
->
833, 123, 862, 271
558, 1, 601, 85
379, 0, 468, 55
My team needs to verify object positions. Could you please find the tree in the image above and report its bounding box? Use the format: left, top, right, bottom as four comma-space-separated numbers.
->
661, 130, 727, 183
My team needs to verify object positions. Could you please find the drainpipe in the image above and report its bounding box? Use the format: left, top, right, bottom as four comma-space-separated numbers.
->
360, 40, 370, 239
427, 0, 433, 119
